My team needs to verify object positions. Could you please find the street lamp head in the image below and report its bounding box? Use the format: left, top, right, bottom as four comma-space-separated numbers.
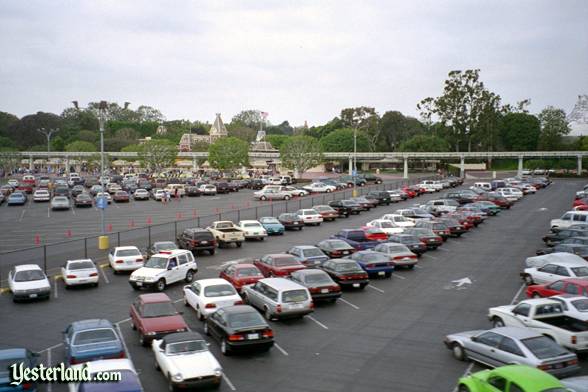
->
124, 102, 130, 110
99, 101, 108, 110
72, 101, 79, 110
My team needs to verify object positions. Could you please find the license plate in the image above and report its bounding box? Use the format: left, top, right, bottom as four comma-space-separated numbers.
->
126, 260, 133, 264
290, 304, 304, 309
201, 241, 208, 244
247, 333, 259, 340
321, 289, 329, 293
29, 293, 37, 298
352, 283, 360, 288
378, 271, 385, 276
554, 363, 564, 369
136, 282, 143, 287
293, 222, 299, 225
428, 239, 435, 242
343, 251, 349, 255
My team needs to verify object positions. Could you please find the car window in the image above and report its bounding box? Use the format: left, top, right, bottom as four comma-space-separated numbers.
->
487, 376, 507, 391
561, 213, 572, 221
555, 266, 570, 277
204, 284, 236, 297
191, 282, 201, 295
73, 329, 117, 345
574, 215, 587, 222
539, 264, 559, 274
548, 281, 565, 291
564, 283, 580, 295
476, 332, 502, 347
513, 303, 531, 317
264, 287, 278, 301
282, 289, 309, 303
521, 336, 569, 359
498, 337, 523, 356
509, 383, 524, 392
177, 254, 188, 265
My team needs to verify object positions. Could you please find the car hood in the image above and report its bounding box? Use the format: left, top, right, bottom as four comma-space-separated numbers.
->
13, 279, 50, 291
163, 351, 221, 378
142, 316, 186, 333
447, 330, 484, 341
131, 267, 165, 279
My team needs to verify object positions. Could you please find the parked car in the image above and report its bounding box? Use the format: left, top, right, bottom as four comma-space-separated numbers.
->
444, 326, 579, 378
289, 269, 341, 302
331, 229, 384, 250
521, 254, 588, 285
403, 228, 444, 249
253, 254, 306, 277
207, 221, 245, 248
414, 220, 451, 241
316, 239, 356, 258
372, 243, 418, 269
112, 190, 130, 202
360, 173, 383, 184
130, 293, 189, 346
219, 262, 264, 293
549, 295, 588, 322
199, 184, 217, 196
0, 348, 39, 391
254, 188, 291, 201
365, 191, 392, 205
526, 278, 588, 298
312, 205, 339, 221
339, 175, 366, 187
328, 199, 362, 217
386, 233, 428, 255
133, 188, 150, 200
457, 365, 568, 392
287, 245, 330, 267
542, 229, 588, 247
348, 250, 395, 278
94, 192, 112, 204
303, 182, 336, 193
63, 319, 125, 365
61, 259, 99, 288
319, 259, 369, 289
72, 193, 92, 208
71, 185, 85, 198
147, 241, 179, 258
33, 189, 51, 202
51, 196, 71, 210
258, 217, 285, 235
185, 185, 202, 197
296, 209, 323, 226
277, 213, 304, 230
364, 219, 404, 235
536, 243, 588, 259
7, 192, 27, 205
108, 246, 144, 273
238, 220, 268, 241
177, 228, 217, 255
8, 264, 51, 302
129, 249, 197, 291
380, 214, 416, 228
435, 217, 467, 237
183, 278, 243, 320
204, 305, 274, 355
242, 277, 314, 320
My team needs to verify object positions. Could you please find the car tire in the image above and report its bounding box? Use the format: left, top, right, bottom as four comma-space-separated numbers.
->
359, 283, 367, 290
264, 307, 273, 321
407, 265, 415, 270
284, 195, 290, 200
183, 296, 189, 307
523, 275, 534, 285
196, 307, 204, 321
260, 237, 264, 241
168, 378, 176, 392
221, 339, 231, 356
236, 242, 242, 248
298, 226, 303, 231
531, 292, 541, 298
260, 196, 267, 201
326, 189, 332, 193
452, 343, 467, 361
385, 272, 392, 278
209, 249, 216, 255
203, 322, 210, 336
156, 279, 166, 292
492, 317, 505, 328
185, 270, 194, 283
154, 360, 160, 371
139, 334, 146, 346
242, 293, 249, 304
131, 283, 139, 291
457, 385, 470, 392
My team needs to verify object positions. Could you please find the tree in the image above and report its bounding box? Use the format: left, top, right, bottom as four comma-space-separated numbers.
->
137, 140, 177, 172
266, 135, 290, 150
340, 107, 381, 151
398, 134, 451, 152
306, 117, 345, 139
231, 110, 264, 129
0, 151, 21, 174
104, 138, 133, 151
379, 111, 425, 150
208, 137, 249, 171
266, 121, 294, 135
0, 112, 19, 138
115, 127, 140, 142
280, 136, 323, 178
226, 123, 257, 143
87, 153, 111, 172
65, 141, 97, 152
77, 130, 98, 144
538, 106, 570, 150
319, 128, 370, 152
500, 113, 541, 151
5, 112, 63, 149
136, 105, 165, 123
51, 136, 65, 151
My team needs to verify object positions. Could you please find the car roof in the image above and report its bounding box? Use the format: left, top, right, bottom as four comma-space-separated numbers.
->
491, 326, 541, 339
14, 264, 42, 272
70, 319, 114, 331
485, 365, 561, 388
66, 259, 94, 264
292, 245, 319, 250
220, 305, 260, 314
240, 220, 261, 224
161, 331, 204, 345
195, 278, 231, 287
114, 246, 140, 251
259, 277, 305, 290
139, 293, 171, 303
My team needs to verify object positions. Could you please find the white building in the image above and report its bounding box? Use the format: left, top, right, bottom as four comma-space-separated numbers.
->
178, 113, 228, 151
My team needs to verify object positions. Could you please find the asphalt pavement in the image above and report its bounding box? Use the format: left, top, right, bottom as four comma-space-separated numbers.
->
0, 178, 582, 392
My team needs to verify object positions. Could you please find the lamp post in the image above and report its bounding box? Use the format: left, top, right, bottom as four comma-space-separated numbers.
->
98, 101, 107, 236
352, 125, 358, 197
36, 127, 59, 154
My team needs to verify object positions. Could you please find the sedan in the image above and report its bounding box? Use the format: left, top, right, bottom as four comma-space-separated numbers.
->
445, 327, 579, 378
95, 192, 112, 204
64, 319, 125, 365
303, 182, 336, 193
296, 209, 323, 226
287, 245, 329, 267
183, 278, 243, 320
364, 219, 404, 235
204, 305, 274, 355
33, 189, 51, 202
316, 239, 356, 258
435, 217, 467, 237
402, 228, 443, 249
372, 243, 418, 269
319, 259, 369, 289
130, 293, 189, 346
71, 185, 85, 198
108, 246, 144, 273
348, 250, 395, 278
386, 233, 427, 256
61, 259, 99, 288
74, 193, 93, 208
8, 264, 51, 302
254, 254, 306, 277
278, 213, 304, 231
7, 192, 27, 205
536, 243, 588, 259
133, 188, 150, 200
312, 205, 339, 221
258, 217, 285, 235
185, 185, 202, 197
51, 196, 71, 210
254, 189, 290, 201
219, 262, 264, 293
289, 269, 341, 302
113, 190, 130, 202
153, 332, 222, 388
526, 278, 588, 298
199, 184, 217, 196
238, 220, 268, 241
458, 365, 566, 392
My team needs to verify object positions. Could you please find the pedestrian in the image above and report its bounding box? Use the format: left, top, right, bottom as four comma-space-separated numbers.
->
166, 190, 171, 204
174, 188, 179, 200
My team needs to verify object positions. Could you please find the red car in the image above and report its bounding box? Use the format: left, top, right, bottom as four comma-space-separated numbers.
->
447, 213, 475, 230
254, 254, 306, 277
573, 198, 588, 209
361, 227, 389, 241
312, 205, 339, 221
219, 262, 264, 293
113, 191, 130, 202
16, 183, 33, 194
401, 187, 417, 198
130, 293, 189, 346
526, 278, 588, 298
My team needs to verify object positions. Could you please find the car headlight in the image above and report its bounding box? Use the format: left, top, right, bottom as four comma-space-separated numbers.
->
144, 276, 156, 282
214, 368, 222, 377
172, 373, 183, 382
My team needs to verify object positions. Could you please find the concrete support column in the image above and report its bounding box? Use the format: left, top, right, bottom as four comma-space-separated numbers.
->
403, 157, 408, 179
578, 156, 583, 176
518, 156, 523, 177
348, 156, 353, 175
28, 156, 33, 171
192, 156, 197, 171
65, 157, 70, 174
459, 156, 465, 178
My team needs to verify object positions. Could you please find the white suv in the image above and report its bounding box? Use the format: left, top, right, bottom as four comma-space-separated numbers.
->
551, 211, 588, 230
129, 249, 197, 291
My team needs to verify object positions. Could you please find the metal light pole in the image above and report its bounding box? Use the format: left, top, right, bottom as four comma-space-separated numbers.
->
36, 128, 59, 153
98, 101, 107, 236
352, 125, 357, 197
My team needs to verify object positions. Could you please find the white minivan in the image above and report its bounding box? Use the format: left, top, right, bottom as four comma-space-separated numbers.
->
473, 182, 492, 191
129, 249, 197, 291
551, 211, 588, 230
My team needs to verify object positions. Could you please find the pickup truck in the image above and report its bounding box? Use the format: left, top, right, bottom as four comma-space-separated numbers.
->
488, 298, 588, 352
206, 221, 245, 248
330, 229, 384, 251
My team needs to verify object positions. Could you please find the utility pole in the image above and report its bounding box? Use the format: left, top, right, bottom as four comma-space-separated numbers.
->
36, 128, 59, 153
98, 101, 107, 236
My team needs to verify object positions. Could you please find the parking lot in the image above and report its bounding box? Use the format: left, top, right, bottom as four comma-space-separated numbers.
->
0, 178, 583, 392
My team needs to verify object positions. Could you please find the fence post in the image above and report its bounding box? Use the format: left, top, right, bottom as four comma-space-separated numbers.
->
286, 200, 289, 213
84, 238, 88, 259
271, 203, 274, 217
298, 199, 302, 209
322, 194, 326, 204
197, 217, 201, 227
43, 245, 47, 272
255, 206, 258, 219
237, 210, 241, 221
218, 213, 221, 221
117, 232, 120, 247
148, 226, 152, 246
174, 221, 178, 238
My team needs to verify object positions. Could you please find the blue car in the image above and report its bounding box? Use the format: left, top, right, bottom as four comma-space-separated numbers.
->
74, 359, 142, 392
0, 348, 39, 391
63, 319, 125, 365
348, 250, 395, 278
7, 192, 27, 206
259, 216, 285, 235
287, 245, 330, 267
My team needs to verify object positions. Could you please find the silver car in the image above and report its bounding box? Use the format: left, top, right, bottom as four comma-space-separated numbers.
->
372, 243, 418, 268
242, 278, 313, 321
50, 196, 70, 210
254, 189, 290, 201
444, 326, 579, 378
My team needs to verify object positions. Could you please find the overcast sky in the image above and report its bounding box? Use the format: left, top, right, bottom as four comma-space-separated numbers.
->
1, 0, 587, 126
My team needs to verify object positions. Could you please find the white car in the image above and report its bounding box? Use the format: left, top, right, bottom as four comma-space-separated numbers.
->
107, 183, 122, 194
550, 295, 588, 322
296, 209, 323, 226
550, 211, 588, 230
152, 189, 166, 201
521, 253, 588, 285
61, 259, 99, 288
303, 182, 336, 193
417, 183, 437, 193
365, 219, 404, 235
496, 187, 522, 201
199, 184, 217, 195
95, 192, 112, 204
8, 264, 51, 301
108, 246, 144, 273
420, 180, 443, 191
67, 176, 82, 187
67, 359, 141, 392
380, 213, 416, 227
282, 186, 308, 197
33, 189, 51, 202
152, 332, 222, 390
130, 249, 198, 291
133, 188, 150, 200
183, 278, 243, 320
238, 220, 268, 240
7, 179, 18, 187
51, 196, 70, 210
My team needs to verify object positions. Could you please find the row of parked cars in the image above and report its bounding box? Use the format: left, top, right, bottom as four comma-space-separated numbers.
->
445, 179, 588, 392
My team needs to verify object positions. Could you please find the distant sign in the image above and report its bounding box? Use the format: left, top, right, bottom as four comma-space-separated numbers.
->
96, 197, 108, 209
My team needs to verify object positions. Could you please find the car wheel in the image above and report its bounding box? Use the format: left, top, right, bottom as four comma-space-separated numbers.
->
221, 339, 231, 356
359, 283, 367, 290
185, 270, 194, 283
385, 272, 392, 278
183, 296, 189, 307
326, 189, 332, 193
284, 195, 290, 200
298, 226, 303, 231
407, 265, 415, 270
236, 242, 242, 248
156, 279, 166, 292
532, 292, 541, 298
492, 317, 505, 328
452, 343, 467, 361
196, 307, 204, 321
154, 360, 160, 371
139, 334, 146, 346
203, 322, 210, 336
260, 196, 267, 201
131, 283, 139, 291
168, 378, 176, 392
131, 321, 137, 330
523, 275, 534, 285
209, 249, 215, 255
264, 306, 273, 321
260, 237, 264, 241
242, 293, 249, 304
457, 385, 471, 392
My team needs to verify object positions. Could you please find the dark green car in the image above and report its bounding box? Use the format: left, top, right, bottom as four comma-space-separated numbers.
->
457, 365, 567, 392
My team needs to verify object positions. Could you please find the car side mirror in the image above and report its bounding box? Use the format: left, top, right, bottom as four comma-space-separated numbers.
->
167, 265, 173, 270
470, 336, 477, 342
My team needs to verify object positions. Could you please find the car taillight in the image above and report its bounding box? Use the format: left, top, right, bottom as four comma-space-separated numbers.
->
262, 329, 273, 338
70, 357, 79, 365
330, 285, 341, 291
387, 262, 394, 266
66, 274, 77, 279
572, 335, 577, 344
276, 304, 282, 313
568, 358, 578, 365
310, 301, 315, 309
136, 258, 143, 262
234, 300, 244, 305
118, 351, 126, 358
205, 303, 217, 309
22, 383, 32, 390
537, 364, 552, 371
115, 260, 124, 264
192, 240, 199, 245
228, 334, 245, 341
367, 263, 375, 268
90, 272, 98, 277
436, 237, 442, 242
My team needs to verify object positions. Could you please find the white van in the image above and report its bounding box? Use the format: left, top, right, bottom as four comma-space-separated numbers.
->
164, 183, 186, 197
129, 249, 197, 291
550, 211, 588, 230
473, 182, 492, 191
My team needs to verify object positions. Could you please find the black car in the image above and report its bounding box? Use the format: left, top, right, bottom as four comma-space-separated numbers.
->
215, 182, 231, 194
360, 173, 383, 184
542, 229, 588, 247
435, 217, 467, 237
350, 197, 375, 211
204, 305, 274, 355
386, 234, 427, 255
278, 213, 304, 231
227, 182, 240, 192
249, 179, 264, 190
338, 175, 366, 187
536, 243, 588, 259
137, 180, 152, 191
289, 269, 341, 302
366, 191, 392, 206
316, 239, 356, 258
402, 228, 443, 249
147, 241, 179, 257
74, 193, 93, 208
177, 228, 217, 255
328, 200, 362, 217
71, 185, 85, 198
319, 259, 369, 289
185, 186, 202, 197
53, 187, 70, 198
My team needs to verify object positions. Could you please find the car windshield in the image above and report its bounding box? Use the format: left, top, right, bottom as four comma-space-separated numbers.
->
571, 298, 588, 311
144, 256, 167, 269
378, 221, 393, 228
385, 246, 407, 253
69, 261, 95, 270
14, 270, 45, 282
334, 262, 362, 272
142, 302, 178, 318
282, 289, 309, 303
302, 248, 324, 257
412, 208, 428, 215
261, 218, 279, 224
227, 311, 266, 329
329, 241, 351, 250
571, 267, 588, 277
117, 249, 140, 257
281, 214, 297, 220
303, 273, 332, 284
204, 284, 236, 297
274, 257, 299, 266
236, 267, 262, 277
155, 242, 177, 251
54, 197, 68, 202
521, 336, 569, 359
166, 340, 207, 354
362, 253, 390, 262
73, 328, 117, 345
432, 223, 448, 230
244, 223, 261, 228
393, 216, 408, 222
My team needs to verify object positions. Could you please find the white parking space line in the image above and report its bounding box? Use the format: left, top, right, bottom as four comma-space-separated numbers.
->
305, 315, 329, 330
421, 254, 438, 260
452, 362, 475, 392
338, 298, 359, 309
367, 284, 385, 294
115, 323, 135, 364
391, 273, 406, 280
18, 209, 26, 222
113, 203, 120, 209
437, 247, 450, 252
274, 342, 289, 356
71, 208, 76, 215
53, 280, 59, 299
47, 207, 50, 218
511, 283, 526, 305
117, 317, 132, 324
99, 266, 110, 284
173, 298, 184, 304
39, 343, 63, 353
222, 373, 237, 391
413, 264, 423, 269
